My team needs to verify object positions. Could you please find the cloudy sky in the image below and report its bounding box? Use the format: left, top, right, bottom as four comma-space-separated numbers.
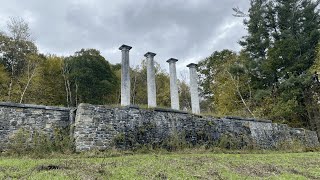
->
0, 0, 249, 76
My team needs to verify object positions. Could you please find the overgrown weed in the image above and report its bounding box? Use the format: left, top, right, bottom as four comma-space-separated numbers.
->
2, 127, 74, 158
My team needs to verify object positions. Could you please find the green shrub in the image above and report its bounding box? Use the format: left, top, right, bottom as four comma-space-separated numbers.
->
5, 127, 74, 157
275, 139, 305, 152
162, 131, 190, 151
52, 127, 74, 153
214, 134, 257, 150
7, 128, 32, 155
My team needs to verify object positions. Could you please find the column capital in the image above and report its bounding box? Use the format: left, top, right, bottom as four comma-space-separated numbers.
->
119, 44, 132, 51
144, 52, 156, 58
166, 58, 178, 63
186, 63, 198, 68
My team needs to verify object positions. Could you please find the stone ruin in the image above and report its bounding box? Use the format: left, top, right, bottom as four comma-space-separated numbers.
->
119, 44, 200, 114
0, 44, 319, 152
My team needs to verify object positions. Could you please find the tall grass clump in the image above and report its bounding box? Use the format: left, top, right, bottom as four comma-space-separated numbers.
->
4, 127, 73, 157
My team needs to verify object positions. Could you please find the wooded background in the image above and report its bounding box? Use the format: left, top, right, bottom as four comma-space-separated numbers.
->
1, 0, 320, 131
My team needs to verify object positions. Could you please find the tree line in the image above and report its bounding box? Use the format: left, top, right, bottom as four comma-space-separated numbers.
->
1, 0, 320, 131
0, 17, 191, 109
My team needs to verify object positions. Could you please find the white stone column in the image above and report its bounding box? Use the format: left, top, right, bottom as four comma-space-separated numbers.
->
187, 63, 200, 114
144, 52, 157, 108
119, 44, 132, 106
166, 58, 180, 110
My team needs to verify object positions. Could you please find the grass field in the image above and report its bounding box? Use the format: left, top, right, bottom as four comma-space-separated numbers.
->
0, 151, 320, 179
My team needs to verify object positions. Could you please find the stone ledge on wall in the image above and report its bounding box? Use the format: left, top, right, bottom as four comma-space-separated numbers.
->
152, 107, 189, 114
0, 102, 70, 112
224, 116, 272, 123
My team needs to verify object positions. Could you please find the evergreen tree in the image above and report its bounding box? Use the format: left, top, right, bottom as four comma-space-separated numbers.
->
239, 0, 320, 126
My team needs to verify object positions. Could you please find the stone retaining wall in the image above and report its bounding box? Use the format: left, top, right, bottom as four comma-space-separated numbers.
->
0, 102, 319, 152
74, 104, 320, 151
0, 102, 73, 150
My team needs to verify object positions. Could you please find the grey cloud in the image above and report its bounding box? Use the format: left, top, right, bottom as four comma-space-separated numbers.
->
0, 0, 250, 72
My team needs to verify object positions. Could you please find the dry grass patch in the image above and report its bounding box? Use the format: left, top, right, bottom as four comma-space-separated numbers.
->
232, 164, 282, 178
1, 151, 320, 179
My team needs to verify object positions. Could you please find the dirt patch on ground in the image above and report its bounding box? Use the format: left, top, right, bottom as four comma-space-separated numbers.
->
232, 164, 282, 178
154, 171, 168, 180
36, 164, 66, 171
288, 168, 319, 180
137, 169, 169, 180
206, 169, 224, 180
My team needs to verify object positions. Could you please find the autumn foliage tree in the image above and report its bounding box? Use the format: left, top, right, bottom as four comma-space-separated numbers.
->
197, 0, 320, 129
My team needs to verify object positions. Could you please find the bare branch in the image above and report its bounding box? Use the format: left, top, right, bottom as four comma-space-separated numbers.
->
7, 17, 31, 41
227, 70, 255, 118
232, 7, 248, 17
